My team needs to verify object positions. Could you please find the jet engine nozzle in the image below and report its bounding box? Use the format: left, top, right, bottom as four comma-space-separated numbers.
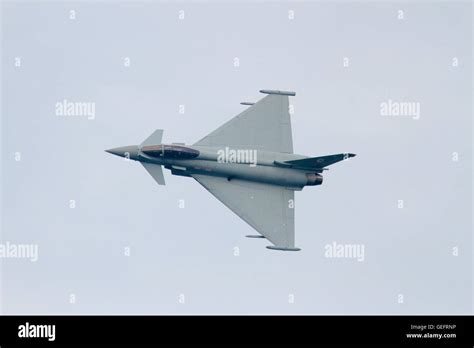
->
306, 173, 323, 186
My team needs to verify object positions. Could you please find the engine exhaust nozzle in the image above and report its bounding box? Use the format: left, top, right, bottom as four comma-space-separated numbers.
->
306, 173, 323, 186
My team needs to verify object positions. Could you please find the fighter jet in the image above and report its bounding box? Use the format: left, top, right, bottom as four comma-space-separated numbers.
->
106, 90, 355, 251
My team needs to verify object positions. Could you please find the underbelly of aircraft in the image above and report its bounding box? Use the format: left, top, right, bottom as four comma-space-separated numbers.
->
165, 159, 311, 188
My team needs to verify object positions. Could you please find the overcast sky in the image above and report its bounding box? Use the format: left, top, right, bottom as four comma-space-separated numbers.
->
1, 0, 472, 314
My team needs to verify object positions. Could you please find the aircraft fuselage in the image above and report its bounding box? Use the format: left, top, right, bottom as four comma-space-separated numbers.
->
106, 144, 322, 189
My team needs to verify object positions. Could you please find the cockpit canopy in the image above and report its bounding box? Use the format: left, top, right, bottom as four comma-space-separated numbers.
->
141, 144, 200, 159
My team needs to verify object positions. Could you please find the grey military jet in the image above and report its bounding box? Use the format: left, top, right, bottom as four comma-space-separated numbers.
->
106, 90, 355, 251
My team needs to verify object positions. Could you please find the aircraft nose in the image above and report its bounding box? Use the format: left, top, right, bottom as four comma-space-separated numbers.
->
105, 145, 139, 159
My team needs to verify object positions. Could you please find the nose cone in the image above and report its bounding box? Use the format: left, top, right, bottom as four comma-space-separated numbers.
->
105, 145, 139, 160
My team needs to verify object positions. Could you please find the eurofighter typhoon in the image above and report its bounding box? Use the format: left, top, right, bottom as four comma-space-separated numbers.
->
106, 90, 356, 251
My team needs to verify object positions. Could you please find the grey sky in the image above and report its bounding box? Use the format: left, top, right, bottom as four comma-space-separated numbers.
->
1, 0, 472, 314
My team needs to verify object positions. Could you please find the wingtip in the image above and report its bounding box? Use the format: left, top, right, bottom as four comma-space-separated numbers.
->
259, 89, 296, 96
266, 246, 301, 251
